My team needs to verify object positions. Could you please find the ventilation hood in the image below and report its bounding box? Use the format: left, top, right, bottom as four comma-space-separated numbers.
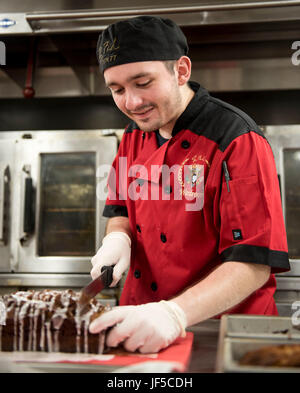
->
1, 0, 300, 35
1, 0, 300, 98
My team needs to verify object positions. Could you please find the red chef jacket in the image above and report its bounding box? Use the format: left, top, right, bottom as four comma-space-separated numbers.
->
103, 81, 290, 316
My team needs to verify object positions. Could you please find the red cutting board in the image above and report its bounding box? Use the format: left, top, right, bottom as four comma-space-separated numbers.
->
58, 332, 194, 371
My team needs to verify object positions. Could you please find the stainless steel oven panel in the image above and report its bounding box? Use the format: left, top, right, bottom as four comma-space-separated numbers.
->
0, 137, 16, 272
265, 125, 300, 276
11, 132, 117, 273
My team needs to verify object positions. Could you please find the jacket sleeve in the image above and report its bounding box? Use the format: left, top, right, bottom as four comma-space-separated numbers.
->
216, 131, 290, 273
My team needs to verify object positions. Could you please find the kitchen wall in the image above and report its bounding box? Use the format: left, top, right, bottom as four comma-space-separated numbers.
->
1, 89, 300, 132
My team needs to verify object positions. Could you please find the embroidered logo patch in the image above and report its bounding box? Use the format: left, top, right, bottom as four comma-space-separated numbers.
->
232, 229, 243, 241
177, 155, 210, 199
98, 38, 120, 66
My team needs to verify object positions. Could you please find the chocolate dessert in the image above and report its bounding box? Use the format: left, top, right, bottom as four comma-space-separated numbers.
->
0, 289, 108, 354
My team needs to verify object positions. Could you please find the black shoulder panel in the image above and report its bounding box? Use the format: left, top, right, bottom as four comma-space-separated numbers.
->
188, 95, 265, 152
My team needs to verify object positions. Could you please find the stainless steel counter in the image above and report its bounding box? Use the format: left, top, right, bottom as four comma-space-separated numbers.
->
187, 319, 220, 373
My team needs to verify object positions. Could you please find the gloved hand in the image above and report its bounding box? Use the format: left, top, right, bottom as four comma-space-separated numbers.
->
90, 231, 131, 287
89, 301, 187, 353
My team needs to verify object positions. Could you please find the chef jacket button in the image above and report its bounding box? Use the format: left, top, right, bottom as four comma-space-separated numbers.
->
136, 224, 141, 233
134, 269, 141, 279
181, 140, 190, 149
160, 233, 167, 243
136, 179, 144, 186
164, 185, 172, 194
151, 282, 158, 291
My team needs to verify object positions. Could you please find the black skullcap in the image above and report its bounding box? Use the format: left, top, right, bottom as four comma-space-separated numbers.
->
96, 16, 189, 73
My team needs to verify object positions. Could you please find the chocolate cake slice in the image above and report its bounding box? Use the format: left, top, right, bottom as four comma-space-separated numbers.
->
0, 289, 109, 354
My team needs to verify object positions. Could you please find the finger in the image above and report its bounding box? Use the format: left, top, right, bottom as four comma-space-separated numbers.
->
89, 306, 130, 334
110, 272, 121, 288
139, 342, 164, 354
90, 249, 105, 267
110, 278, 120, 288
105, 314, 142, 348
90, 264, 103, 280
122, 328, 150, 352
110, 258, 128, 287
139, 336, 168, 354
105, 324, 129, 348
90, 254, 97, 267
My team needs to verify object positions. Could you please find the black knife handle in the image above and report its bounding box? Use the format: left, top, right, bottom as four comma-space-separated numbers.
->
101, 265, 114, 288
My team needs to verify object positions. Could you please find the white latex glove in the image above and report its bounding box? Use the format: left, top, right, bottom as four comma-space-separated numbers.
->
90, 232, 131, 287
89, 301, 187, 353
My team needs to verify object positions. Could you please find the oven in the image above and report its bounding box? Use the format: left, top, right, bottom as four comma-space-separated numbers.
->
265, 126, 300, 272
0, 130, 118, 277
265, 126, 300, 315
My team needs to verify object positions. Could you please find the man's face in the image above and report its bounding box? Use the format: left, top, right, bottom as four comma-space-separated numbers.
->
104, 61, 183, 133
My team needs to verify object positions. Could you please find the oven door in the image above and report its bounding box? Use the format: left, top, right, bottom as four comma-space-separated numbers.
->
265, 125, 300, 275
11, 131, 117, 273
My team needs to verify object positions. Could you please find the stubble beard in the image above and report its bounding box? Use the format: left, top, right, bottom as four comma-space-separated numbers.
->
132, 84, 183, 133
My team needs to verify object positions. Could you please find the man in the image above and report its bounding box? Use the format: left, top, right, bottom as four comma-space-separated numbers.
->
89, 16, 290, 353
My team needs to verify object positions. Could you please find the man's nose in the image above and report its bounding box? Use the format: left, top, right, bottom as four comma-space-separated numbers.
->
124, 91, 143, 111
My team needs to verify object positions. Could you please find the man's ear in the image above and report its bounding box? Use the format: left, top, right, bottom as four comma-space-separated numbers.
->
176, 56, 192, 85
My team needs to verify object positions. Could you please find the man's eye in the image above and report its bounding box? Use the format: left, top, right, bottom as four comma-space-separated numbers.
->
137, 81, 151, 88
112, 88, 124, 94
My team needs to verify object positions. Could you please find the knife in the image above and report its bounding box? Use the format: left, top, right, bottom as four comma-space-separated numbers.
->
78, 265, 114, 316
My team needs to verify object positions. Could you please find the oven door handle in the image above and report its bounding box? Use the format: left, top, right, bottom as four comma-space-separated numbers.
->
0, 164, 9, 245
20, 176, 35, 245
24, 177, 35, 233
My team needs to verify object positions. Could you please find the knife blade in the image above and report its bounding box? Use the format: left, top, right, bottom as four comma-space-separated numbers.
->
78, 265, 113, 316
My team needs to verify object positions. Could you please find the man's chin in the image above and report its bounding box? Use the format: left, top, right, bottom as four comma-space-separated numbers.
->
134, 119, 160, 132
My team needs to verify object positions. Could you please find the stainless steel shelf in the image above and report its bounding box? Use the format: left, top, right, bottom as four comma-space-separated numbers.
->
0, 273, 91, 287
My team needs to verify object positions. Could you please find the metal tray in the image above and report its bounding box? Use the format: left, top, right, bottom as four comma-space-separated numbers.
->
216, 337, 300, 373
216, 314, 300, 373
220, 314, 300, 340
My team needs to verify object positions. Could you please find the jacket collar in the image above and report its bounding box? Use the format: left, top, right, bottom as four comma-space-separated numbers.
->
172, 81, 210, 137
129, 82, 210, 183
